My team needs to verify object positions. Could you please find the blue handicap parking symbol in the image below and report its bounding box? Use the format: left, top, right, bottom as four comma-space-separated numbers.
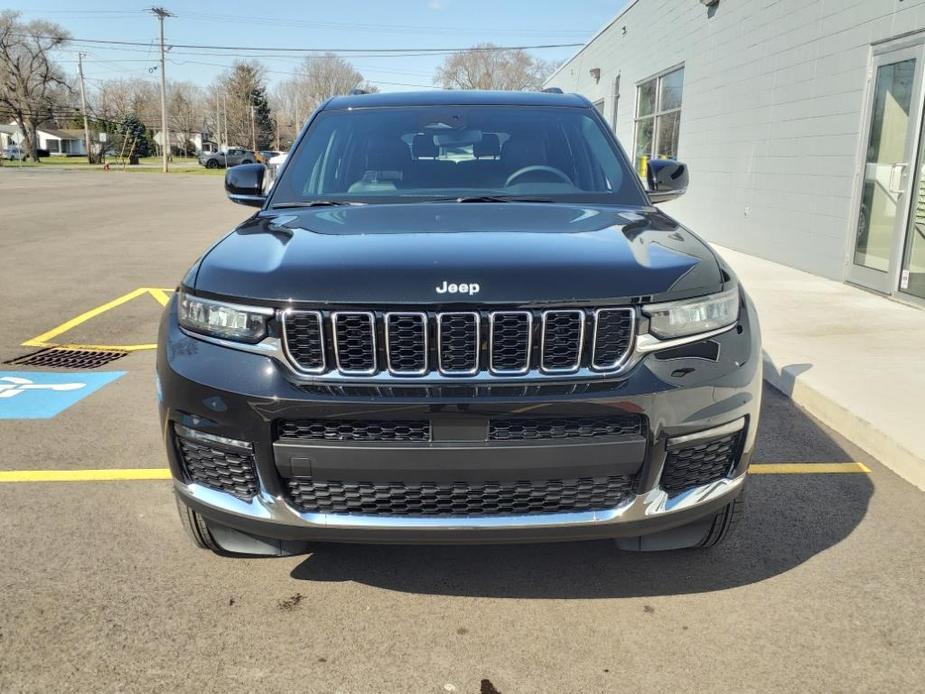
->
0, 371, 126, 419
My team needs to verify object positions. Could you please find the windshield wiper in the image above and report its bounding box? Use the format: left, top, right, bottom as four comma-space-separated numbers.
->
427, 195, 557, 203
271, 200, 365, 208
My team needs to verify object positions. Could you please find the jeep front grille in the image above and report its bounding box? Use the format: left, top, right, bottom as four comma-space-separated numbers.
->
287, 475, 636, 517
282, 307, 635, 379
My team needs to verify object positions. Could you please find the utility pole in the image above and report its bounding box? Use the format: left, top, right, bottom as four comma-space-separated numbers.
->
76, 53, 93, 165
150, 6, 173, 173
250, 104, 257, 151
222, 92, 228, 148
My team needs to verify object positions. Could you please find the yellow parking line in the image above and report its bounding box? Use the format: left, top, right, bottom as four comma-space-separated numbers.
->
148, 288, 172, 306
22, 287, 152, 347
20, 287, 174, 352
0, 463, 870, 483
750, 462, 870, 474
0, 469, 172, 482
37, 342, 158, 352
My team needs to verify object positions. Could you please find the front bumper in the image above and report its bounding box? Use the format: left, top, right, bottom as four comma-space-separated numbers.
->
157, 293, 762, 544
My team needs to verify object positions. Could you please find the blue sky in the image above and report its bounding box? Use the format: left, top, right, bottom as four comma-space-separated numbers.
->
12, 1, 624, 92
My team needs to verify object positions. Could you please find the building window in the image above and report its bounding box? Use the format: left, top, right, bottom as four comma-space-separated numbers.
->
46, 139, 60, 153
634, 65, 684, 176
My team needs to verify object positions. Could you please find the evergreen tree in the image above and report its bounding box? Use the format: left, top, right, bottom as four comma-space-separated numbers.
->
116, 114, 149, 163
250, 84, 274, 149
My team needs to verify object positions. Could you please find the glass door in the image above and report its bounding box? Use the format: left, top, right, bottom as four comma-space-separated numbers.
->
900, 137, 925, 301
849, 44, 924, 293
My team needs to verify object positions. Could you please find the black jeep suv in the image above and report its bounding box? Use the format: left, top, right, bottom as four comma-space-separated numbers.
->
157, 90, 761, 556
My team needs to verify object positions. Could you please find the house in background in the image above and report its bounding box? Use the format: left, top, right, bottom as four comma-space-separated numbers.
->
154, 130, 215, 156
37, 128, 89, 156
1, 123, 92, 156
0, 124, 18, 150
546, 0, 925, 306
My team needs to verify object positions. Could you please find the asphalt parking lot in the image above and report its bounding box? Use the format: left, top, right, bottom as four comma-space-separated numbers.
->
1, 168, 923, 693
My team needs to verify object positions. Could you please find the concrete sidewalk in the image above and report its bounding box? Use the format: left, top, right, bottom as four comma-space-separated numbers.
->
715, 245, 925, 491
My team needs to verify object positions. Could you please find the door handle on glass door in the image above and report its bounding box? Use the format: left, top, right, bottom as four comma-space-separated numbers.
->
888, 162, 908, 195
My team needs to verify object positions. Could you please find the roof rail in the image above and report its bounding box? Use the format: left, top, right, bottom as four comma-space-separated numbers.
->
541, 87, 564, 94
349, 88, 369, 96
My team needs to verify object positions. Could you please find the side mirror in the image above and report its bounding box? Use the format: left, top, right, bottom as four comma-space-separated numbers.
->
646, 159, 689, 204
225, 163, 267, 207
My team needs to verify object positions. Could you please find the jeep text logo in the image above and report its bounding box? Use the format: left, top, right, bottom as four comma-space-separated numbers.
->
435, 280, 480, 296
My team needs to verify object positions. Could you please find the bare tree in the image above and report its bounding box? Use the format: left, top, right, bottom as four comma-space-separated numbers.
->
272, 54, 377, 146
169, 81, 206, 156
434, 44, 556, 91
213, 61, 275, 149
0, 11, 71, 160
94, 78, 161, 128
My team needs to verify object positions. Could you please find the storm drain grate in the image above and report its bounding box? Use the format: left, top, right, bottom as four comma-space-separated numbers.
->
4, 347, 129, 369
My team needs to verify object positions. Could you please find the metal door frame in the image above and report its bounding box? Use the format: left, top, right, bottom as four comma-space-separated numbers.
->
846, 37, 925, 294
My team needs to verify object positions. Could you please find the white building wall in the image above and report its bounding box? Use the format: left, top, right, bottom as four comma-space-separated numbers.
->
546, 0, 925, 280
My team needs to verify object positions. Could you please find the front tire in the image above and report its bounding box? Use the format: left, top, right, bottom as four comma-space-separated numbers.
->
174, 494, 312, 557
615, 488, 746, 552
175, 494, 225, 553
205, 159, 219, 169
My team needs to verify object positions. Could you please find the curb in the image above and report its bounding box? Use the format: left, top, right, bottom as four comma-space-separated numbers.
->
762, 354, 925, 492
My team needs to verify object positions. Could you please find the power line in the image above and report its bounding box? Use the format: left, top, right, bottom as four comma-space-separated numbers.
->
177, 11, 594, 37
18, 8, 592, 38
164, 58, 436, 88
30, 34, 583, 54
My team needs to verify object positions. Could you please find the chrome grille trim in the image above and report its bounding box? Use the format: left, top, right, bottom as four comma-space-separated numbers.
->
331, 311, 377, 375
273, 306, 648, 382
281, 309, 326, 374
436, 312, 481, 375
591, 308, 636, 371
540, 310, 585, 374
384, 312, 428, 376
489, 311, 532, 375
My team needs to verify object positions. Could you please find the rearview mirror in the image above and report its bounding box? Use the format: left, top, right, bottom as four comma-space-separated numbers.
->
646, 159, 689, 204
225, 163, 267, 207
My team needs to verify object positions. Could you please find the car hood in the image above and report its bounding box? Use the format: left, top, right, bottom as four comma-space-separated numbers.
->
192, 203, 725, 305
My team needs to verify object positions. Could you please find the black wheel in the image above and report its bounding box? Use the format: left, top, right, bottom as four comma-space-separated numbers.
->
696, 490, 746, 548
615, 487, 746, 552
175, 494, 224, 553
241, 159, 253, 165
205, 159, 219, 169
174, 493, 312, 557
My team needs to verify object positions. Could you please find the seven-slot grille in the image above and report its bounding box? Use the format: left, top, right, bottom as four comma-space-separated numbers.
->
282, 307, 635, 378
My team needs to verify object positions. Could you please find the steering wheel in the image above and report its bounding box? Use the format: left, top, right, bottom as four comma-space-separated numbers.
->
505, 165, 572, 187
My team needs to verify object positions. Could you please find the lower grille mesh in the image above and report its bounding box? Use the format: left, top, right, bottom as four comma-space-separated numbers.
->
661, 431, 742, 494
176, 436, 258, 500
288, 475, 635, 516
277, 419, 431, 442
489, 415, 643, 440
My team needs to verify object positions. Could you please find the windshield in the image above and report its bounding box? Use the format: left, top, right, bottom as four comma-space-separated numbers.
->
269, 105, 646, 206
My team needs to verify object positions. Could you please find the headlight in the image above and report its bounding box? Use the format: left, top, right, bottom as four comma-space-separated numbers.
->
177, 292, 272, 343
642, 287, 739, 339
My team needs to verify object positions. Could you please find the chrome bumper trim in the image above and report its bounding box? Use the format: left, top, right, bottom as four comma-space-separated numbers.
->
666, 417, 746, 449
176, 472, 746, 532
174, 424, 253, 451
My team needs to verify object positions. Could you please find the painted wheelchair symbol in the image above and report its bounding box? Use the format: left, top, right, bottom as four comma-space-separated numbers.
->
0, 376, 86, 399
